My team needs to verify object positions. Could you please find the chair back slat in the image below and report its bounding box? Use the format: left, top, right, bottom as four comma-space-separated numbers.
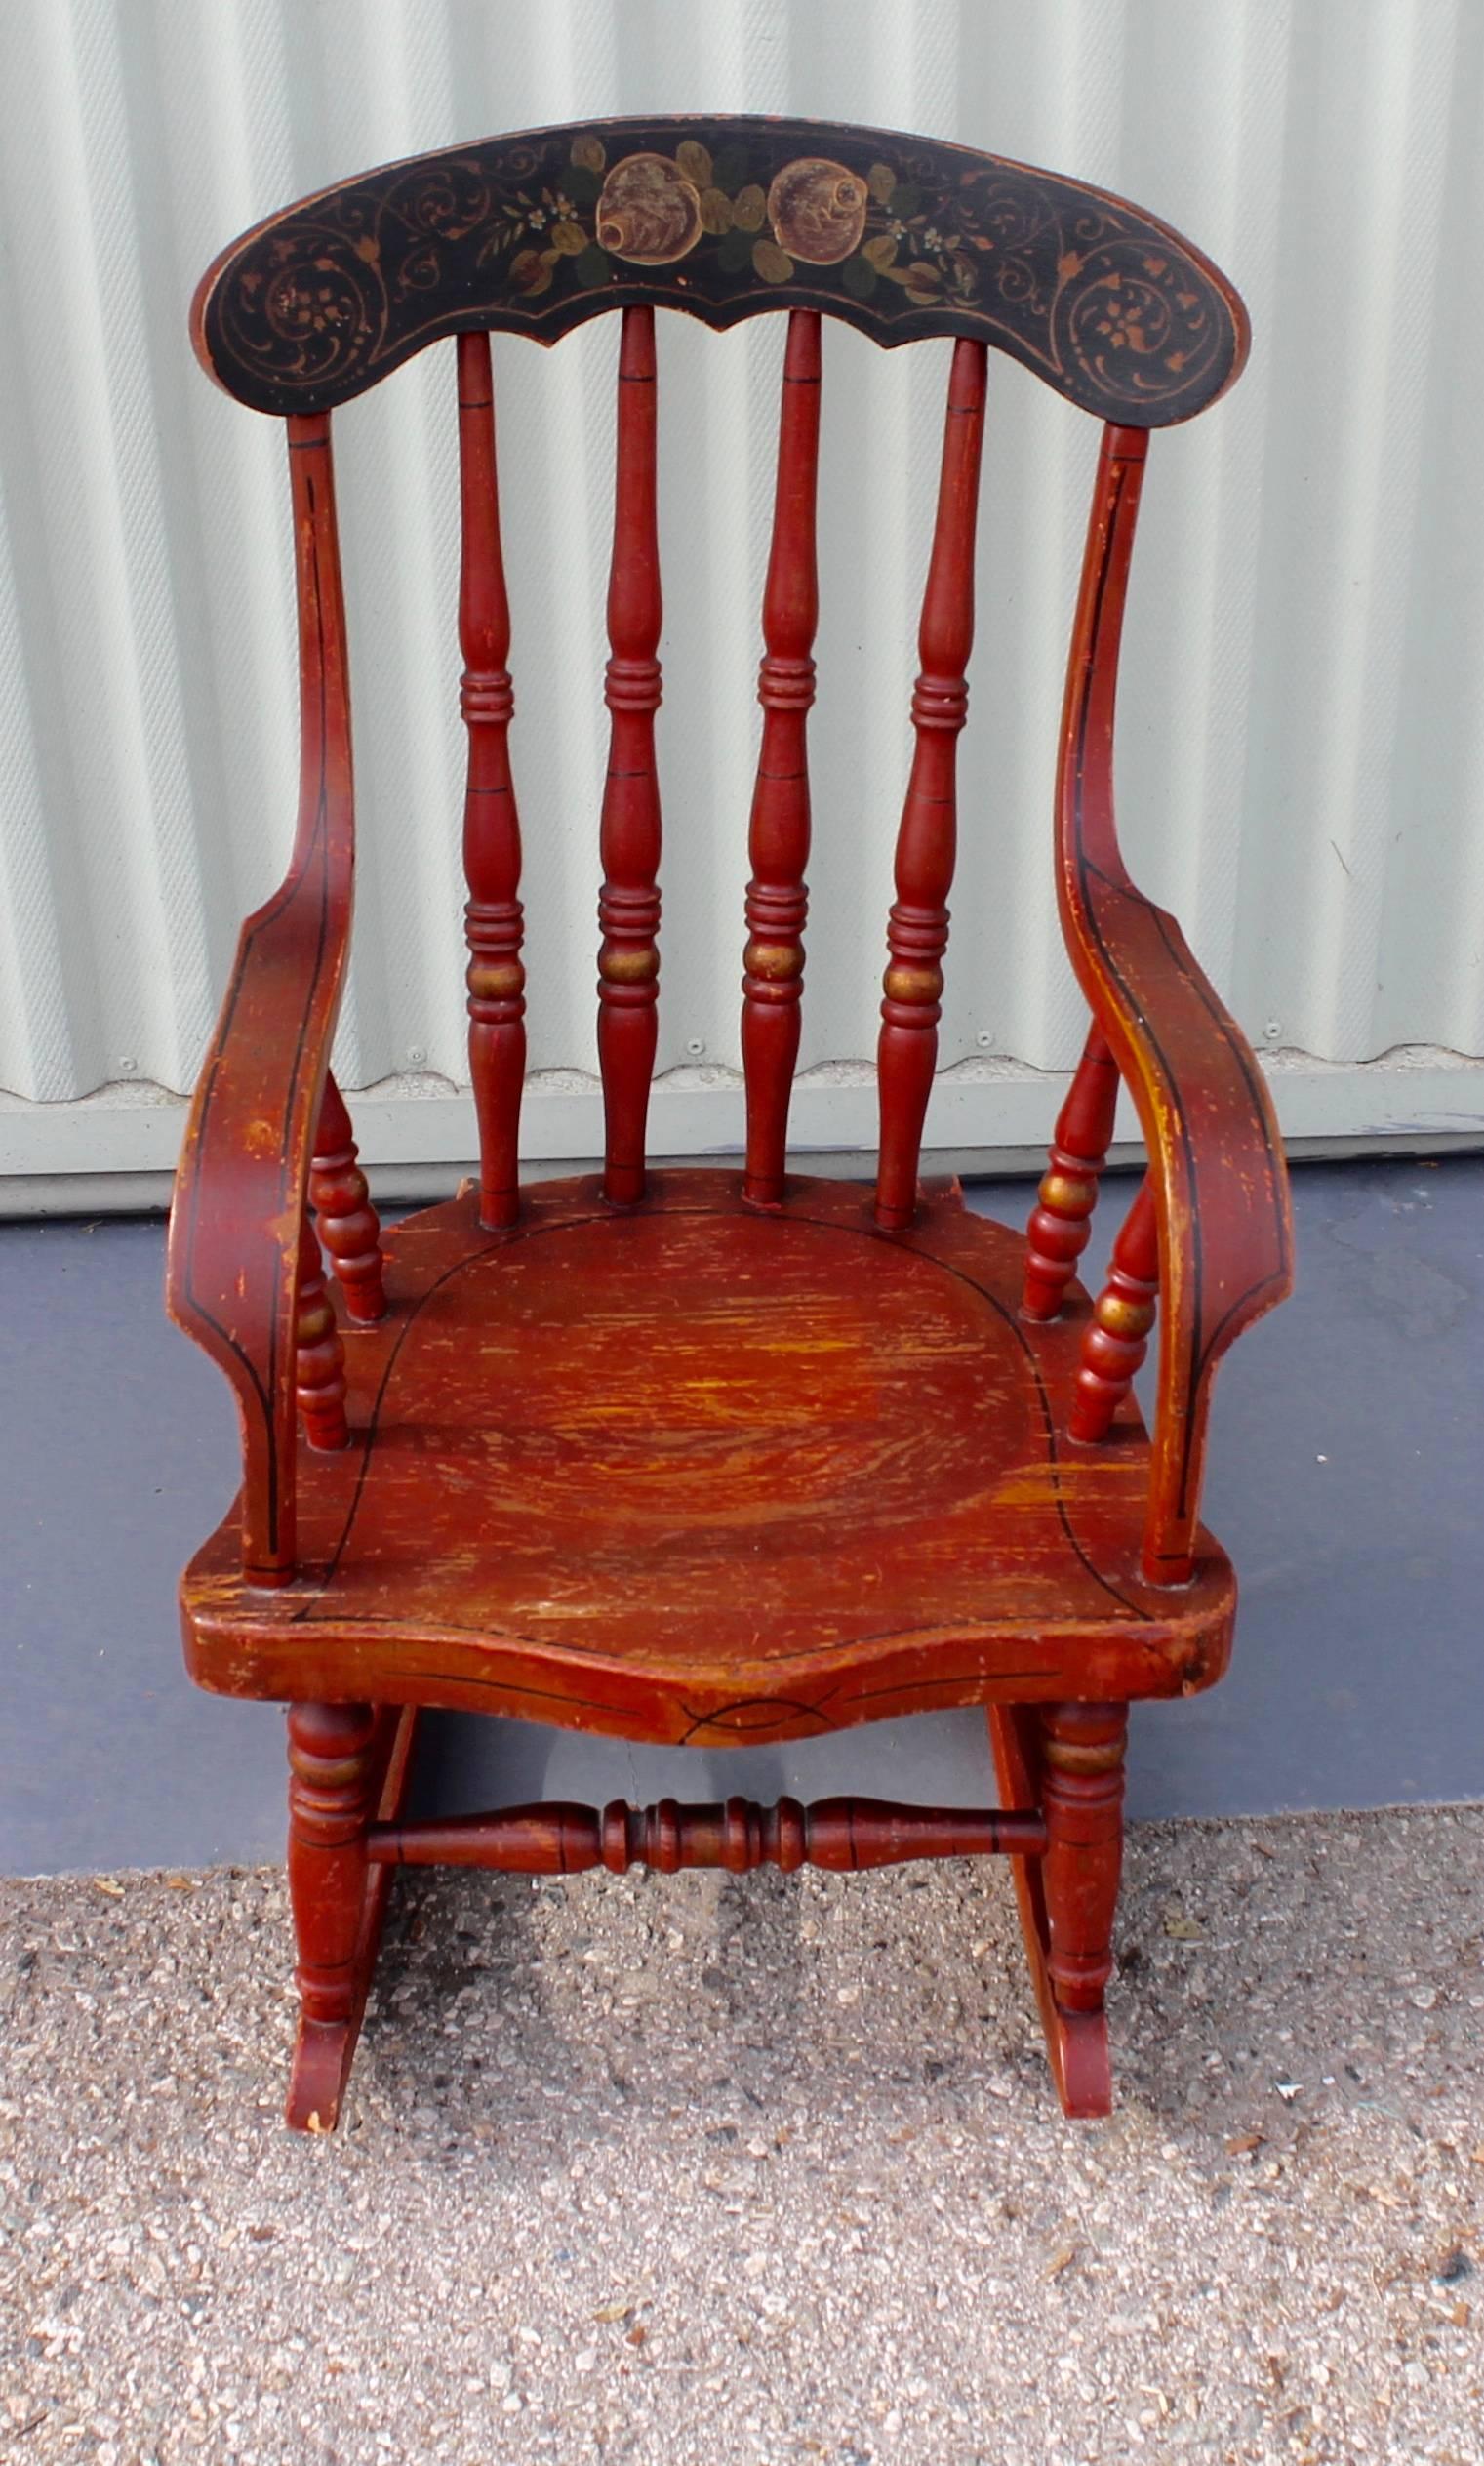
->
457, 331, 525, 1231
741, 309, 822, 1209
597, 306, 663, 1207
873, 339, 988, 1231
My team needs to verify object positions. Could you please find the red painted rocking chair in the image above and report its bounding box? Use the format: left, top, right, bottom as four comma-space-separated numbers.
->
169, 119, 1291, 2129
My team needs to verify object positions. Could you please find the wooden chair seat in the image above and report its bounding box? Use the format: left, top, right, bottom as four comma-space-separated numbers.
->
182, 1170, 1234, 1734
169, 117, 1292, 2130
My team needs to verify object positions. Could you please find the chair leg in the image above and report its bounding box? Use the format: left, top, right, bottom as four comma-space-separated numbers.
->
988, 1701, 1126, 2118
284, 1702, 415, 2133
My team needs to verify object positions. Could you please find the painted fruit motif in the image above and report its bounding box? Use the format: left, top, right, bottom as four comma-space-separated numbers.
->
596, 153, 704, 264
767, 158, 869, 264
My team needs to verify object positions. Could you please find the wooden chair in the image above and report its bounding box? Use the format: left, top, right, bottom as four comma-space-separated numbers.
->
168, 117, 1292, 2130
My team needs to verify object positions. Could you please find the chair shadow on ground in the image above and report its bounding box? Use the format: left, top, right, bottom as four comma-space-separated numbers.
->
347, 1767, 1476, 2161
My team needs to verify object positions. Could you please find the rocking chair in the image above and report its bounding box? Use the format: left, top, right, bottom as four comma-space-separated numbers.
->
168, 117, 1292, 2128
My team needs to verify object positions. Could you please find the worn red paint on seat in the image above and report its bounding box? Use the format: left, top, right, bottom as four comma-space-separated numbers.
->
181, 1172, 1236, 1740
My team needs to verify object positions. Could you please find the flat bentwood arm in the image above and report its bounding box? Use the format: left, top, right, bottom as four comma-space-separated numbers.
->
1058, 424, 1293, 1584
741, 308, 822, 1208
165, 414, 354, 1584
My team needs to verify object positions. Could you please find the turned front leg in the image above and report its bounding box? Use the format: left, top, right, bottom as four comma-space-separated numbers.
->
286, 1702, 377, 2129
1040, 1703, 1127, 2016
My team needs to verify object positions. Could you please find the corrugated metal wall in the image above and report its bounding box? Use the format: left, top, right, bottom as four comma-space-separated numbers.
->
2, 0, 1482, 1199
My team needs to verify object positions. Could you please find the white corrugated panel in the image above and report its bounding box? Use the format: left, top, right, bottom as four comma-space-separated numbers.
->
2, 0, 1482, 1203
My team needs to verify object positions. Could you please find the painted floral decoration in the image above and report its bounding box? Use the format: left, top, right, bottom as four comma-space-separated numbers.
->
472, 134, 987, 309
202, 120, 1239, 426
595, 151, 704, 265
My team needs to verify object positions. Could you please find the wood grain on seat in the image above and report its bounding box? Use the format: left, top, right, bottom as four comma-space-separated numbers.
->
182, 1172, 1234, 1739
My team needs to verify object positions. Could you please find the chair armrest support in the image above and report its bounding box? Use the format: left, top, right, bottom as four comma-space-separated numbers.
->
1058, 427, 1293, 1581
165, 416, 354, 1582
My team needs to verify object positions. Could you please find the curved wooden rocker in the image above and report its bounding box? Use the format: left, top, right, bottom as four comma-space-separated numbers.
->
170, 118, 1290, 2130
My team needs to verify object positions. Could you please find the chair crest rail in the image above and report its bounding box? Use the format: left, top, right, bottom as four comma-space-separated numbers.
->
191, 115, 1246, 426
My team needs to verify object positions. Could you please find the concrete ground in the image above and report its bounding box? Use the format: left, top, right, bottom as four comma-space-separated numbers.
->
2, 1804, 1481, 2465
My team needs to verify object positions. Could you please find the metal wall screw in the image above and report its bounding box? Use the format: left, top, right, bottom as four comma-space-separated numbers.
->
118, 1056, 138, 1073
976, 1031, 994, 1049
685, 1037, 705, 1058
407, 1045, 426, 1065
1263, 1020, 1282, 1041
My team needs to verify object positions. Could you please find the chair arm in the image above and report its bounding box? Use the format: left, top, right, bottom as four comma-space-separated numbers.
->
166, 846, 351, 1582
1061, 864, 1293, 1581
165, 414, 354, 1584
1057, 425, 1293, 1582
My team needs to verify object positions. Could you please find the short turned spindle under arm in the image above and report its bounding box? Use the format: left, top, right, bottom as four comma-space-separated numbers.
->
1023, 1024, 1121, 1321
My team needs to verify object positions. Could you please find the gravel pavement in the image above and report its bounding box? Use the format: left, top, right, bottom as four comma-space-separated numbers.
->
2, 1803, 1482, 2464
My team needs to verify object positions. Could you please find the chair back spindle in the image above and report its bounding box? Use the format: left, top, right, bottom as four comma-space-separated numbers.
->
458, 332, 525, 1232
874, 338, 988, 1231
597, 306, 663, 1207
741, 309, 822, 1209
1022, 1025, 1120, 1320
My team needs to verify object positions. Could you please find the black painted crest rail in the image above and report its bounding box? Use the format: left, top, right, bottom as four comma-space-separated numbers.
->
193, 115, 1246, 424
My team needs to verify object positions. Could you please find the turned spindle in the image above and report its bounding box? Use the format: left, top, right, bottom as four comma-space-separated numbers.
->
367, 1794, 1046, 1874
874, 339, 988, 1231
309, 1072, 385, 1322
597, 306, 663, 1208
1069, 1176, 1159, 1443
741, 309, 822, 1209
294, 1217, 349, 1451
458, 330, 526, 1232
1023, 1025, 1121, 1320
